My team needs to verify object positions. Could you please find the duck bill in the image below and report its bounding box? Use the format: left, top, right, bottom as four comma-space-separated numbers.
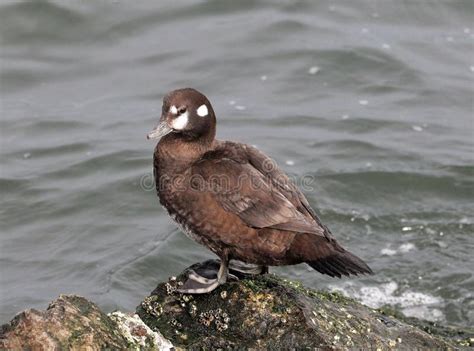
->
147, 121, 173, 140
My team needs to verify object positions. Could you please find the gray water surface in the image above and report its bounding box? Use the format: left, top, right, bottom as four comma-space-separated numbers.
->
1, 0, 473, 327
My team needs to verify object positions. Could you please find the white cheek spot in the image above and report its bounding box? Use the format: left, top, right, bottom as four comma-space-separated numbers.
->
170, 105, 178, 114
171, 111, 188, 130
196, 104, 208, 117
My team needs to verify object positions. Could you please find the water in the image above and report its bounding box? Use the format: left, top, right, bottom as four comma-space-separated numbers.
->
1, 0, 473, 328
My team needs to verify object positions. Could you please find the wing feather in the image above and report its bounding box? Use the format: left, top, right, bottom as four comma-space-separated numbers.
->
191, 142, 326, 237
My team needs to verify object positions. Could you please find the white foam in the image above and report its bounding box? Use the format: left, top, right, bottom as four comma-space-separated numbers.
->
382, 43, 391, 49
359, 99, 368, 106
459, 217, 469, 224
381, 247, 397, 256
412, 125, 423, 132
235, 105, 246, 111
424, 227, 437, 235
285, 160, 295, 166
398, 243, 416, 253
380, 242, 416, 256
403, 306, 444, 321
260, 75, 267, 81
330, 281, 444, 322
308, 66, 320, 75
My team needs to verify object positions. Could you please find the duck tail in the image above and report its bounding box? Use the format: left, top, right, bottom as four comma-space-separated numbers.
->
308, 249, 373, 278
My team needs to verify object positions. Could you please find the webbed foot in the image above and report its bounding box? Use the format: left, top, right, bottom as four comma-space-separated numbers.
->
176, 256, 268, 294
177, 270, 222, 294
177, 254, 230, 294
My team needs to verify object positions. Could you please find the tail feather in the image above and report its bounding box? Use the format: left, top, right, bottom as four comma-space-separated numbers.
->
290, 232, 373, 278
308, 250, 373, 278
311, 260, 340, 277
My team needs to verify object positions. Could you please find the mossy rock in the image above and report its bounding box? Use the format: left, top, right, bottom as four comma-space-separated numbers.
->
378, 305, 474, 348
0, 295, 129, 350
1, 262, 470, 350
137, 261, 459, 350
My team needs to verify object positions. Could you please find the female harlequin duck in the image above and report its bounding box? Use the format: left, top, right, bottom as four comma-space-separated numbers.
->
147, 88, 372, 294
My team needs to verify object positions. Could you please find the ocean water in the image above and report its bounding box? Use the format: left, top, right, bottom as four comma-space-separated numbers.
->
1, 0, 473, 328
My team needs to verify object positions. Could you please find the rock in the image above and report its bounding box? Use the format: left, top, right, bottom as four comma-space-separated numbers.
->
0, 294, 172, 351
377, 305, 474, 349
136, 260, 471, 350
108, 311, 173, 350
1, 261, 472, 350
0, 295, 127, 350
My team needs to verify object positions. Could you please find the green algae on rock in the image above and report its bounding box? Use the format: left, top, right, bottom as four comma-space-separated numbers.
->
0, 295, 173, 351
0, 295, 129, 350
1, 270, 470, 350
108, 311, 174, 350
136, 271, 458, 350
377, 305, 474, 348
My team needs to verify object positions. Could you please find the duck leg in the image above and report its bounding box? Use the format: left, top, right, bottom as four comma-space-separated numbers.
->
177, 252, 229, 294
229, 260, 269, 276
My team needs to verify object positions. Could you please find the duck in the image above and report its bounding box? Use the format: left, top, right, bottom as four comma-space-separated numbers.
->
147, 88, 373, 294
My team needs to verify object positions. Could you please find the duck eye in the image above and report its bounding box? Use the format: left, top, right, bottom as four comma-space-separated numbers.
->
178, 107, 187, 115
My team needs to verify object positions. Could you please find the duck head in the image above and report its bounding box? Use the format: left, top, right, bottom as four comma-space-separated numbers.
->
147, 88, 216, 143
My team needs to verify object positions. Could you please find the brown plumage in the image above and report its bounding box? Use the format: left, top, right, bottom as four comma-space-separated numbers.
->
148, 88, 372, 293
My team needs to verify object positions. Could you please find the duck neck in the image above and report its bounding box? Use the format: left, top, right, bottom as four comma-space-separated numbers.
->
154, 133, 215, 171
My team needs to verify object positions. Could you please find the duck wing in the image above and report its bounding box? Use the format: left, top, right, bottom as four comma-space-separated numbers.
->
191, 142, 326, 237
244, 144, 320, 221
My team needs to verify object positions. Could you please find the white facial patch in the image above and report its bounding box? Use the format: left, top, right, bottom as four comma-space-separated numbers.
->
196, 104, 208, 117
169, 105, 178, 114
171, 111, 188, 130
